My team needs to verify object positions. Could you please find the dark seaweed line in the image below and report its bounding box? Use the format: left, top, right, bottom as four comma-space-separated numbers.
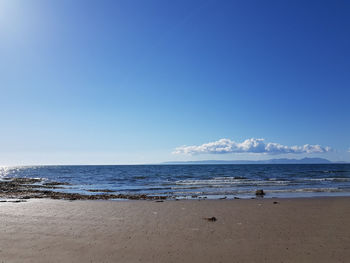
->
0, 178, 167, 201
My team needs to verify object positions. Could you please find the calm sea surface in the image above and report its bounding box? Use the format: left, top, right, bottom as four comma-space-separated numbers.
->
1, 164, 350, 199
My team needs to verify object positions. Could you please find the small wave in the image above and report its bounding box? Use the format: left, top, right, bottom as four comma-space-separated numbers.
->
321, 170, 349, 174
175, 178, 291, 186
213, 176, 249, 180
171, 185, 235, 190
172, 187, 349, 197
307, 178, 350, 182
267, 188, 345, 193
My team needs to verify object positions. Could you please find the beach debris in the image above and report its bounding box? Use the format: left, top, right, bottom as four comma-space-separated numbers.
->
255, 189, 265, 197
273, 201, 279, 204
21, 196, 32, 199
8, 200, 26, 203
234, 197, 240, 199
219, 196, 227, 200
0, 199, 26, 203
204, 217, 217, 222
155, 200, 164, 202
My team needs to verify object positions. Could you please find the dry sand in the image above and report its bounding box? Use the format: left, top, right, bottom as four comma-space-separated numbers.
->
0, 197, 349, 263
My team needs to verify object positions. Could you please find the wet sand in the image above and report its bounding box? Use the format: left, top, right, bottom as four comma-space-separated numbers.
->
0, 197, 350, 263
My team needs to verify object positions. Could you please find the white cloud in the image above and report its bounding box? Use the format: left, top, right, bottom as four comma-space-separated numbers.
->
173, 138, 331, 155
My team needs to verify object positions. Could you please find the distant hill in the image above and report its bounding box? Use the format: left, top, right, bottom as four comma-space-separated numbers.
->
163, 157, 333, 165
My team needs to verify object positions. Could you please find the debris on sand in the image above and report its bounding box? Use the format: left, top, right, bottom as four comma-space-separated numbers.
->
204, 217, 217, 222
0, 199, 26, 203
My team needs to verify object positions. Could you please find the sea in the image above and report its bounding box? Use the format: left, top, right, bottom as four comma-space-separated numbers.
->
1, 164, 350, 199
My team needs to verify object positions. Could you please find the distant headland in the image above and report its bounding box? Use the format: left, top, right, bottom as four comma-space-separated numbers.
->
163, 157, 345, 165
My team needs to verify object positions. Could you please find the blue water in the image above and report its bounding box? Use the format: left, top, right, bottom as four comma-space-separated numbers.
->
1, 164, 350, 199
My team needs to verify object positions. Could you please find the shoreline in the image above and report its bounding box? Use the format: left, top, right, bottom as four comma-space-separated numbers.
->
2, 177, 350, 201
1, 197, 350, 262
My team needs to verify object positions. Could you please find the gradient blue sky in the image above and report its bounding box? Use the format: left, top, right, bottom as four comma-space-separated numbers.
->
0, 0, 349, 165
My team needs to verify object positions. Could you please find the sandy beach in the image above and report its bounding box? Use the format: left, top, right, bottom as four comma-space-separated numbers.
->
0, 197, 349, 263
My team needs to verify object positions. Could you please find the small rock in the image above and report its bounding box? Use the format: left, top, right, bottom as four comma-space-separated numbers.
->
255, 189, 265, 196
273, 201, 279, 204
204, 217, 217, 222
234, 176, 247, 180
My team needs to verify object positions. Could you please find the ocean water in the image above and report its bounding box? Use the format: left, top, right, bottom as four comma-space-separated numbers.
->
1, 164, 350, 199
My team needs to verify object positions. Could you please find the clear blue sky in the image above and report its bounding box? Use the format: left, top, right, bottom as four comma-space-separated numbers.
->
0, 0, 349, 165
